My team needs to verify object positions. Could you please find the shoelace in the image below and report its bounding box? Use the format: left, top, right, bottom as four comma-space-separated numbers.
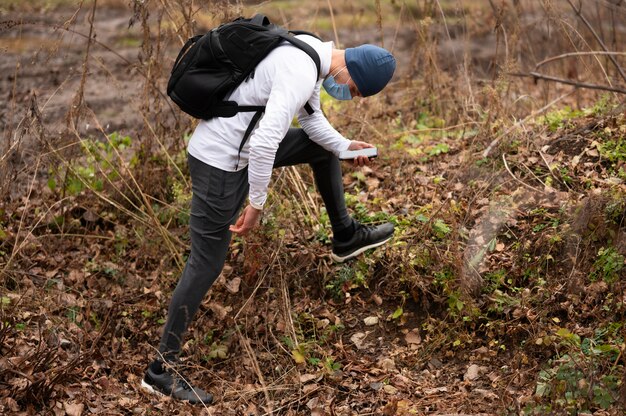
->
176, 377, 194, 392
356, 224, 376, 237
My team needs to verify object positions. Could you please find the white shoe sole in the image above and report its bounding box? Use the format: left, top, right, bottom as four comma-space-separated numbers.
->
141, 379, 166, 398
331, 235, 392, 263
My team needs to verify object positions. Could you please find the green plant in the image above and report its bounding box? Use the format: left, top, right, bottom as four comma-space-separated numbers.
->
528, 327, 623, 414
591, 247, 624, 284
432, 219, 451, 239
343, 192, 398, 225
49, 132, 133, 196
322, 357, 341, 373
599, 139, 626, 164
325, 262, 368, 299
542, 106, 583, 132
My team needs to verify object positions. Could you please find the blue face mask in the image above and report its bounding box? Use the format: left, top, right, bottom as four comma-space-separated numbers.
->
323, 66, 352, 100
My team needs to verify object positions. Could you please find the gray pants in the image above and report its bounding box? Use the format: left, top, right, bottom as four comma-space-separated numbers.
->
158, 128, 352, 358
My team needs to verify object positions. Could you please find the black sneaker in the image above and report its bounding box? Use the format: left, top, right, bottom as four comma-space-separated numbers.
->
331, 222, 394, 262
141, 365, 213, 405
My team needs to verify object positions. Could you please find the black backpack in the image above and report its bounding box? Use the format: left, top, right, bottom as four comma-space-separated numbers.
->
167, 14, 321, 121
167, 15, 321, 168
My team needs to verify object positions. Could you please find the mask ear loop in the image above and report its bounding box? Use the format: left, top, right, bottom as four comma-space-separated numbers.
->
329, 65, 348, 79
332, 66, 356, 95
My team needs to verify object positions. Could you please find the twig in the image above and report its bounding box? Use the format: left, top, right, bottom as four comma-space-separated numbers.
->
235, 325, 273, 414
389, 1, 405, 53
509, 71, 626, 94
389, 122, 479, 141
234, 235, 284, 321
538, 150, 573, 192
483, 90, 575, 158
68, 0, 97, 130
566, 0, 626, 84
502, 154, 542, 193
434, 0, 456, 62
326, 0, 339, 47
375, 0, 384, 47
535, 51, 626, 71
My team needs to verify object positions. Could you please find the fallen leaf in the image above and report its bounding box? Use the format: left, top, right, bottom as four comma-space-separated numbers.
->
299, 373, 317, 384
363, 316, 379, 326
350, 332, 368, 350
405, 330, 421, 345
424, 387, 448, 395
378, 357, 396, 371
225, 277, 241, 294
63, 402, 84, 416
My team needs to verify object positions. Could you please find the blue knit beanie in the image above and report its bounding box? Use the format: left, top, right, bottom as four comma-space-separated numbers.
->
345, 45, 396, 97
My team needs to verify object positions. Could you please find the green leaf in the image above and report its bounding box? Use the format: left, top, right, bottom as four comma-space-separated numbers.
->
535, 381, 549, 397
308, 357, 320, 366
555, 328, 572, 338
391, 307, 403, 320
47, 177, 56, 191
208, 343, 228, 359
415, 214, 429, 223
427, 143, 450, 156
292, 349, 306, 364
352, 171, 366, 183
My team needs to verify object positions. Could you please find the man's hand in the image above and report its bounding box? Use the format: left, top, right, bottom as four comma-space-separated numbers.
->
229, 205, 262, 236
347, 140, 375, 167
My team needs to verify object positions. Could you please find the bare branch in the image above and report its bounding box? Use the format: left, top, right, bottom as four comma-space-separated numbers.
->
508, 71, 626, 94
566, 0, 626, 83
530, 71, 626, 93
535, 51, 626, 71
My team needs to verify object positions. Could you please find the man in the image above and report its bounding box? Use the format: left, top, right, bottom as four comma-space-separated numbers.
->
141, 32, 396, 404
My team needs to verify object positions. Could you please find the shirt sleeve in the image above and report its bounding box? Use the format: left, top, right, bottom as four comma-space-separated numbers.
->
247, 51, 317, 210
296, 83, 351, 155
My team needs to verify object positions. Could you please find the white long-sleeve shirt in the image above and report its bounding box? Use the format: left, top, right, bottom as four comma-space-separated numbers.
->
187, 35, 351, 209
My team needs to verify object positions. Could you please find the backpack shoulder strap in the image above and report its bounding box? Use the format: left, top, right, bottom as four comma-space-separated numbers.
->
250, 14, 271, 27
289, 30, 322, 41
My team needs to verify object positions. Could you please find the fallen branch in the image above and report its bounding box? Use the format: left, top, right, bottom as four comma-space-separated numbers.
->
508, 72, 626, 94
535, 51, 626, 71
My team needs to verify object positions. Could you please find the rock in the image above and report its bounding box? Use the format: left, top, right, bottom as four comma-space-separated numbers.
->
364, 316, 379, 326
370, 382, 383, 391
383, 384, 398, 395
428, 358, 443, 369
464, 364, 480, 381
